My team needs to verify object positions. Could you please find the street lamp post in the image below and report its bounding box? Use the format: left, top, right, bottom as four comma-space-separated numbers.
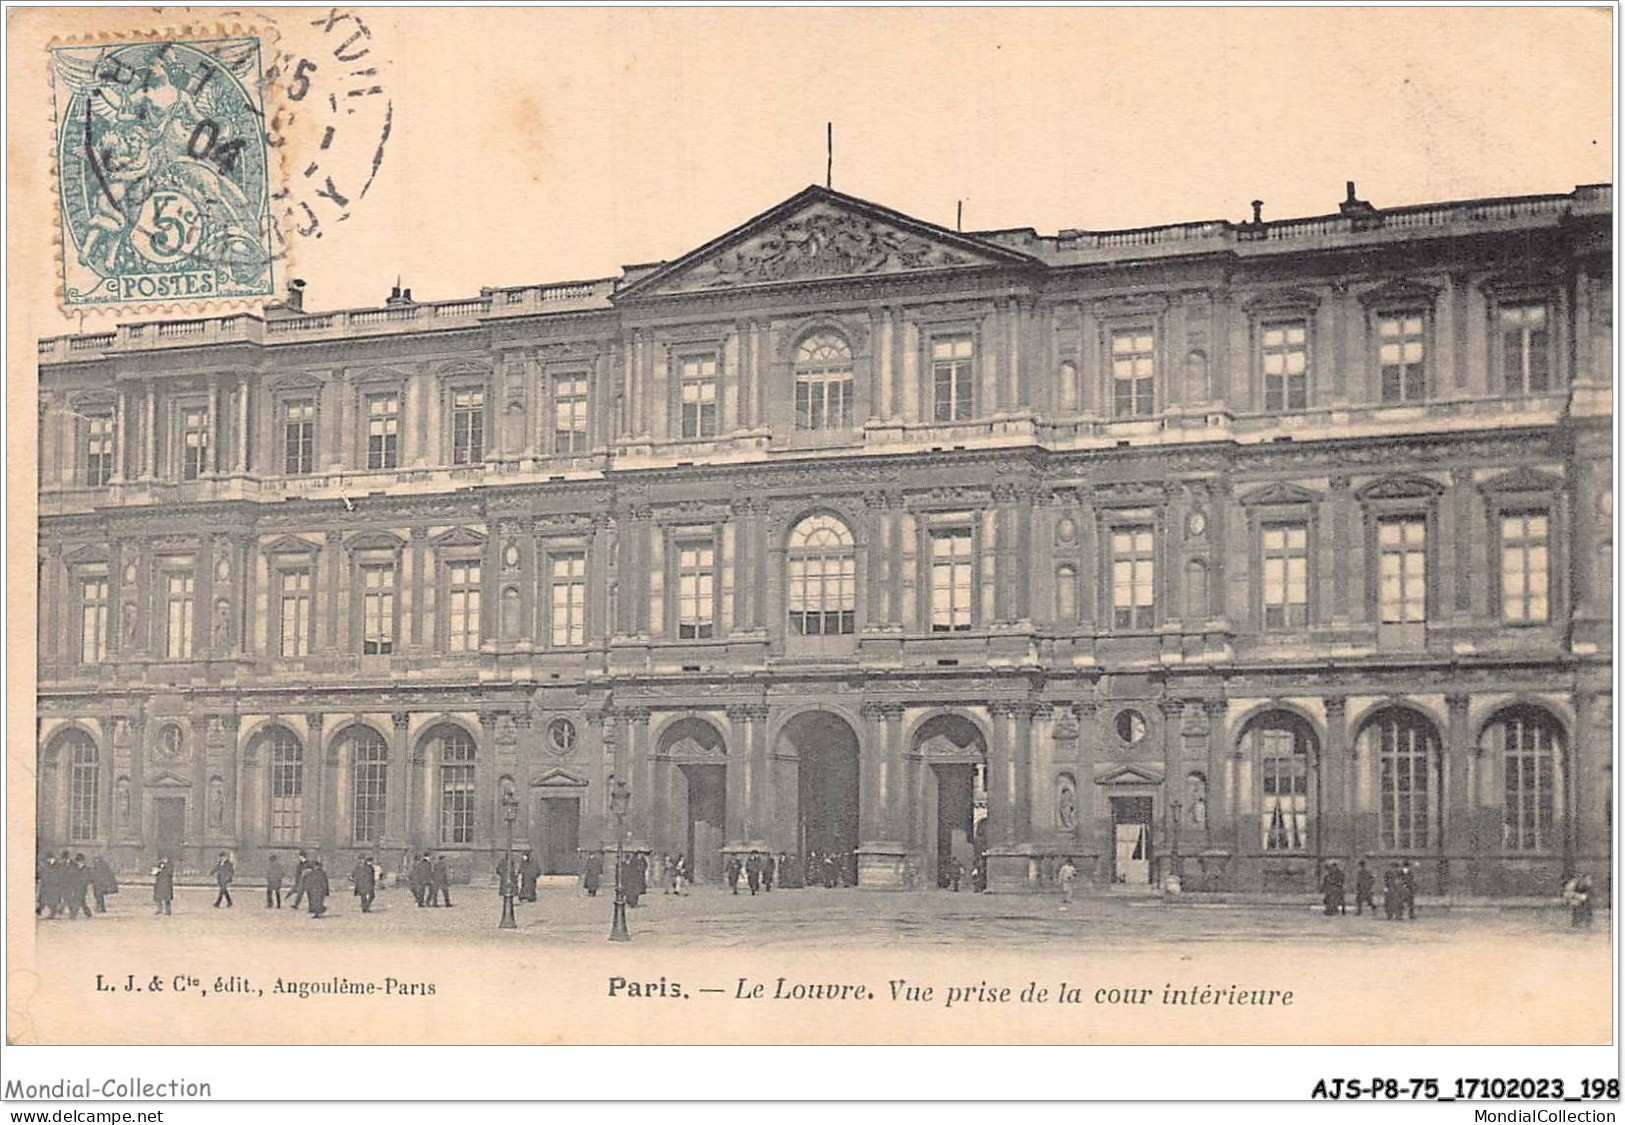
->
609, 777, 631, 942
499, 791, 519, 930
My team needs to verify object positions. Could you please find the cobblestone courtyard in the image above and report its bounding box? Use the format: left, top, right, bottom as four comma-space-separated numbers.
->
31, 880, 1610, 948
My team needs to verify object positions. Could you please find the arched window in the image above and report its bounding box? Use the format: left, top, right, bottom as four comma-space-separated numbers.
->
788, 514, 855, 636
1240, 713, 1316, 852
1363, 708, 1439, 851
1485, 707, 1561, 851
794, 332, 854, 431
65, 732, 100, 841
267, 727, 304, 844
349, 728, 389, 844
438, 727, 477, 845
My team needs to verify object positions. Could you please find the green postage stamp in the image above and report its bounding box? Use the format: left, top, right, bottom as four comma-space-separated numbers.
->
51, 37, 275, 306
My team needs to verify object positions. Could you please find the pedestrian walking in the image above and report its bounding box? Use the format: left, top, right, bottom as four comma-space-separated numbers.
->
1563, 872, 1595, 929
1353, 860, 1375, 916
62, 855, 93, 919
762, 853, 775, 893
351, 855, 377, 913
211, 851, 235, 908
746, 852, 763, 896
519, 851, 541, 902
89, 855, 118, 913
628, 853, 647, 907
36, 853, 60, 917
265, 852, 285, 908
433, 855, 454, 907
582, 851, 603, 897
672, 852, 688, 896
1058, 857, 1078, 909
1320, 862, 1345, 917
411, 853, 433, 907
288, 851, 310, 909
1381, 863, 1400, 920
305, 859, 331, 917
152, 857, 174, 915
726, 855, 742, 895
1399, 861, 1417, 920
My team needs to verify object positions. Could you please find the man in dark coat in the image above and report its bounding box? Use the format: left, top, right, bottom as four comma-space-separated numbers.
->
745, 853, 763, 896
1320, 862, 1344, 916
90, 856, 119, 912
945, 855, 964, 892
211, 851, 235, 908
61, 855, 93, 919
288, 851, 310, 909
1399, 861, 1417, 920
265, 852, 285, 909
627, 853, 646, 907
582, 851, 602, 897
351, 855, 377, 912
305, 859, 331, 917
433, 855, 454, 907
152, 858, 174, 915
1382, 863, 1400, 921
761, 852, 775, 892
1353, 860, 1375, 915
411, 853, 433, 907
518, 851, 541, 902
726, 855, 742, 895
37, 854, 61, 917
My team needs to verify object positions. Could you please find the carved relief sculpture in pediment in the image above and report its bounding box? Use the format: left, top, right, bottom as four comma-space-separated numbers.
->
692, 207, 975, 289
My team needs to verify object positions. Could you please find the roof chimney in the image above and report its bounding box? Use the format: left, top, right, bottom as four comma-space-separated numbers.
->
386, 279, 415, 308
1250, 199, 1265, 224
286, 278, 306, 312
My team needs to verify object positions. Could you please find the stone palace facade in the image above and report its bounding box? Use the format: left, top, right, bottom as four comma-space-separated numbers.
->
35, 181, 1613, 895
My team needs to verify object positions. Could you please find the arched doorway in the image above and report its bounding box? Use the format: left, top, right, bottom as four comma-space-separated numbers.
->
659, 718, 727, 884
913, 714, 988, 889
779, 711, 860, 887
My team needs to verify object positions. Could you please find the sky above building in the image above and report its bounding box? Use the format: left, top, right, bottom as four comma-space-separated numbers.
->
30, 6, 1614, 327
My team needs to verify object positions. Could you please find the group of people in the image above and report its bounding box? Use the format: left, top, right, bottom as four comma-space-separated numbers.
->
724, 852, 777, 895
35, 851, 119, 918
803, 849, 856, 888
407, 853, 456, 908
1318, 859, 1417, 920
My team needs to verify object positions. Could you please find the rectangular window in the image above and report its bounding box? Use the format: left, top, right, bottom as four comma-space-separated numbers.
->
283, 399, 316, 475
929, 528, 974, 632
361, 563, 396, 654
84, 413, 115, 486
931, 335, 975, 423
366, 394, 399, 470
164, 571, 194, 659
446, 561, 482, 652
795, 371, 854, 431
1261, 321, 1308, 411
678, 355, 719, 439
79, 577, 108, 663
451, 386, 486, 465
1261, 523, 1310, 629
1500, 512, 1550, 624
552, 373, 590, 454
1378, 313, 1427, 404
549, 552, 587, 647
440, 749, 476, 846
1111, 526, 1156, 630
676, 541, 715, 639
1500, 303, 1551, 393
1111, 330, 1156, 418
181, 406, 210, 481
279, 569, 312, 658
1378, 516, 1427, 624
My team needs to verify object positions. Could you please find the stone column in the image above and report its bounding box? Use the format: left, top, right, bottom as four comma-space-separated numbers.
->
305, 713, 326, 846
142, 383, 157, 480
626, 708, 652, 849
236, 376, 250, 473
857, 701, 907, 888
389, 711, 412, 851
583, 708, 612, 849
1158, 697, 1184, 881
112, 389, 128, 483
1443, 692, 1471, 894
985, 701, 1026, 891
1321, 697, 1350, 863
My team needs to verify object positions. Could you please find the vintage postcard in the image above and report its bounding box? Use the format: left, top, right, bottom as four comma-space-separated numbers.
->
5, 4, 1616, 1074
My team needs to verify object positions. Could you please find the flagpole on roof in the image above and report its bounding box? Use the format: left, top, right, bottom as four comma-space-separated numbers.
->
825, 122, 832, 189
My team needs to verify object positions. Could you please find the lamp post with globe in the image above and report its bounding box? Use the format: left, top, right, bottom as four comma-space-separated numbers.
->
499, 790, 519, 930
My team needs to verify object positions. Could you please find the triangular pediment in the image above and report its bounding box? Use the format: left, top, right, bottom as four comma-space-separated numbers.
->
1355, 474, 1445, 501
1093, 764, 1165, 786
1479, 466, 1563, 495
614, 186, 1037, 300
531, 768, 588, 788
1240, 482, 1322, 507
146, 770, 193, 788
262, 534, 321, 556
346, 529, 406, 553
431, 526, 486, 549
